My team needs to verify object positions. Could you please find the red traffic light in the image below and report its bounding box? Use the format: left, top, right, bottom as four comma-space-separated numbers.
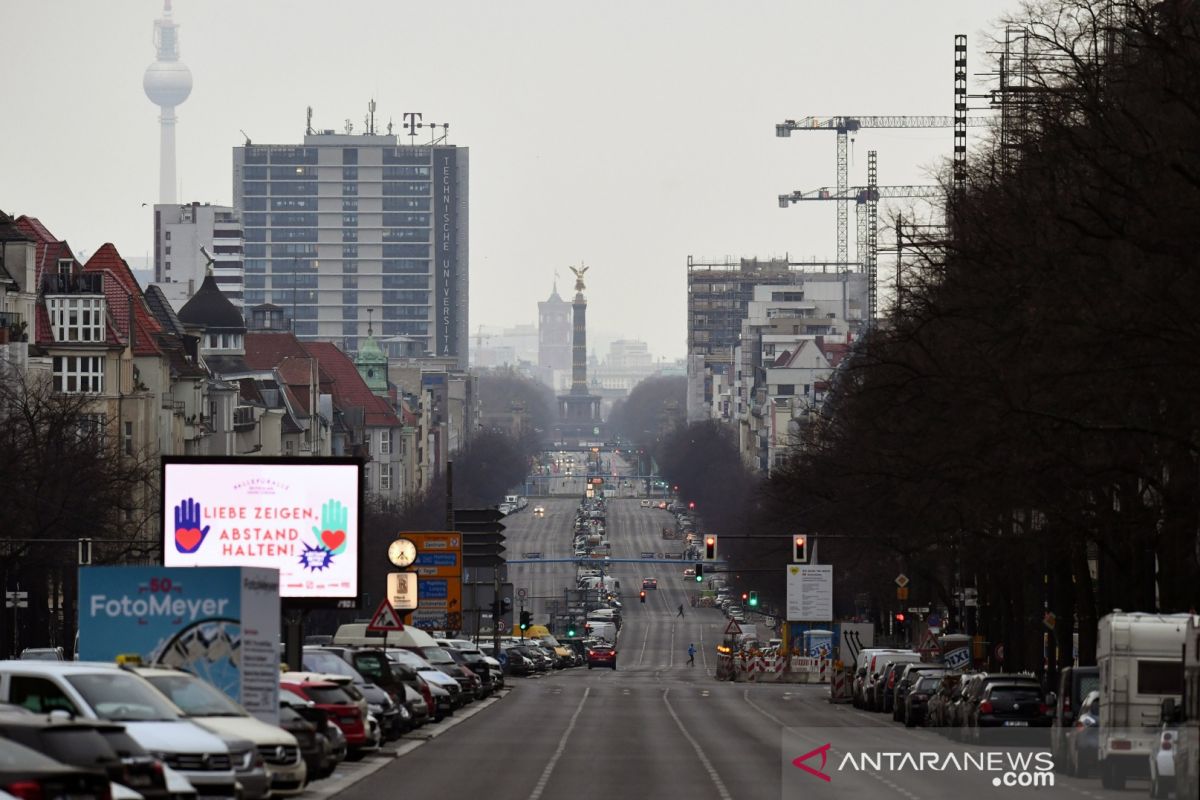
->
688, 501, 696, 509
895, 613, 905, 622
741, 592, 749, 601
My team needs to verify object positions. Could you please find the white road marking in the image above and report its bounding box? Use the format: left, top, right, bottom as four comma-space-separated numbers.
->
638, 619, 650, 666
669, 622, 676, 666
662, 688, 733, 800
527, 687, 590, 800
742, 688, 788, 726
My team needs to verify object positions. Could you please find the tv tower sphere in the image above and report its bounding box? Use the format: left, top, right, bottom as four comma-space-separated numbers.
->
143, 59, 192, 108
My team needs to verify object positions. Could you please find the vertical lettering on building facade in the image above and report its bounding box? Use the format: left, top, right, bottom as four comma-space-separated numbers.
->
434, 149, 457, 358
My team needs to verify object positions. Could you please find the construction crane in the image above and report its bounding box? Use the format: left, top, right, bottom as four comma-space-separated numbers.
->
775, 114, 990, 264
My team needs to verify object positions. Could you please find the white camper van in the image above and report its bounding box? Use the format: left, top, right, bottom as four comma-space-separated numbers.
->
1096, 612, 1197, 790
1174, 615, 1200, 800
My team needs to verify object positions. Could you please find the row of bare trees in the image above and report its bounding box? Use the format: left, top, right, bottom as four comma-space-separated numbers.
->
649, 1, 1200, 673
766, 0, 1200, 670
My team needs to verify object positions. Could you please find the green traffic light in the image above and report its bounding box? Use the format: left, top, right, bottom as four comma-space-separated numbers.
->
695, 574, 703, 582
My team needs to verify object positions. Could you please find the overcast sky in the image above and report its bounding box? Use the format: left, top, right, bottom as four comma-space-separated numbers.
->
1, 1, 1015, 360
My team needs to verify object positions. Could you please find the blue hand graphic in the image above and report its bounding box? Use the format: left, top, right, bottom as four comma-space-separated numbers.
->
173, 497, 211, 554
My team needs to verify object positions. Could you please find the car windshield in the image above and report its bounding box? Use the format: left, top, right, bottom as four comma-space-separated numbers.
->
916, 676, 942, 691
292, 685, 352, 706
303, 651, 365, 682
421, 647, 456, 665
66, 673, 182, 722
389, 649, 434, 670
351, 652, 395, 684
145, 674, 245, 717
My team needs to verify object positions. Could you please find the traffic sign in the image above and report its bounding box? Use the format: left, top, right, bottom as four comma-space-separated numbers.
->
517, 587, 528, 599
366, 599, 405, 632
906, 606, 930, 613
724, 618, 743, 636
917, 629, 940, 655
943, 647, 971, 670
896, 587, 909, 600
894, 574, 910, 588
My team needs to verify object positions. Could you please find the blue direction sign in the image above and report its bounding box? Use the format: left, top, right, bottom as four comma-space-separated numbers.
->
418, 579, 448, 599
415, 553, 458, 567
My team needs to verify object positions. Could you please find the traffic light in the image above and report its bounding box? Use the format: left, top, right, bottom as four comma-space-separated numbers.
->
793, 535, 809, 563
519, 610, 532, 631
749, 591, 758, 607
704, 535, 718, 560
567, 622, 577, 637
695, 563, 704, 581
894, 612, 906, 623
501, 597, 513, 616
639, 590, 646, 603
741, 592, 749, 602
688, 501, 696, 510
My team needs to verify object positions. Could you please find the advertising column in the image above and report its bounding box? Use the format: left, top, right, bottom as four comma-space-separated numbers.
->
79, 566, 281, 724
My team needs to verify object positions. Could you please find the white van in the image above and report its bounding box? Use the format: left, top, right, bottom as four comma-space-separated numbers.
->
1097, 612, 1197, 790
333, 623, 440, 649
585, 621, 617, 643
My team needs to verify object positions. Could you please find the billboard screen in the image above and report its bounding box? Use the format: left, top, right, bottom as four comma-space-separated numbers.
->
162, 457, 362, 601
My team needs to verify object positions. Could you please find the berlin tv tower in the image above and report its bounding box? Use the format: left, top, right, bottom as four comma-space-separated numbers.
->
143, 0, 192, 205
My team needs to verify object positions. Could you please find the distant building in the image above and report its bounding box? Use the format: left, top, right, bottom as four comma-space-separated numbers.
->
231, 126, 468, 365
537, 282, 572, 390
686, 255, 866, 421
152, 202, 245, 311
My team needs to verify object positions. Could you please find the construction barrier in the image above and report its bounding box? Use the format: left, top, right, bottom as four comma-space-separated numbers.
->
730, 655, 831, 684
828, 662, 852, 703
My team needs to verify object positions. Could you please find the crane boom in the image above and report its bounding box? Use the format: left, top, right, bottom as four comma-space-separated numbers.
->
779, 185, 943, 206
775, 115, 991, 136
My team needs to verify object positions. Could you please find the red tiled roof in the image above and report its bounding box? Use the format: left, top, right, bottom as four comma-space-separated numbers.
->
817, 340, 850, 368
16, 216, 128, 349
83, 244, 162, 356
301, 341, 401, 428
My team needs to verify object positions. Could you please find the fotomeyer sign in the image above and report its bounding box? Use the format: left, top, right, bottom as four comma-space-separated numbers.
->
79, 566, 281, 724
162, 457, 362, 602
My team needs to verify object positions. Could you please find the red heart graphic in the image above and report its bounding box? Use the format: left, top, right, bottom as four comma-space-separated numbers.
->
176, 527, 202, 552
321, 529, 346, 551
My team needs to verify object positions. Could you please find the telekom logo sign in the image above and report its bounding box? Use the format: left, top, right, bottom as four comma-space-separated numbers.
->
792, 743, 833, 782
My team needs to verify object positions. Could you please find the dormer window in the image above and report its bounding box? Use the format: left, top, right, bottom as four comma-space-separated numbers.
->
48, 297, 105, 343
57, 258, 73, 277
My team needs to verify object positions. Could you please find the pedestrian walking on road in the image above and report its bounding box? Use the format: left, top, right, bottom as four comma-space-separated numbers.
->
687, 643, 696, 666
677, 604, 685, 618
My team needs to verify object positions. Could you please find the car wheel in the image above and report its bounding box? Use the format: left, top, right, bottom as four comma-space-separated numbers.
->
904, 711, 915, 728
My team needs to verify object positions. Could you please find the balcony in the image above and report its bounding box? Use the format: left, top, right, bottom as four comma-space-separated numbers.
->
233, 406, 256, 431
0, 311, 25, 342
42, 273, 103, 295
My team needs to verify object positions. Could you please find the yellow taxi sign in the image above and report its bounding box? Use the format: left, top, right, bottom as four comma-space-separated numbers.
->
115, 653, 142, 666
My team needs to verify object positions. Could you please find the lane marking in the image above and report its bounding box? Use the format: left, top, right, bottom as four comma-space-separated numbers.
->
662, 688, 733, 800
527, 687, 590, 800
742, 688, 788, 726
670, 622, 676, 667
638, 618, 651, 666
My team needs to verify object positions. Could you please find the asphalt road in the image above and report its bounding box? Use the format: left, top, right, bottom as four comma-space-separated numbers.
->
334, 497, 1142, 800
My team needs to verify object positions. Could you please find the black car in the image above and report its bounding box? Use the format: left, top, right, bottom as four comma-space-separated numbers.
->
443, 648, 494, 698
968, 682, 1051, 736
278, 703, 327, 782
0, 736, 113, 800
904, 674, 943, 727
0, 713, 169, 800
893, 665, 945, 722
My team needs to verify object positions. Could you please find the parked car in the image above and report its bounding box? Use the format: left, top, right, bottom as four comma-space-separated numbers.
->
904, 674, 943, 727
1066, 690, 1100, 777
383, 649, 464, 713
0, 710, 170, 800
1049, 665, 1099, 772
0, 735, 113, 800
301, 648, 404, 740
136, 667, 304, 797
0, 662, 238, 797
872, 654, 924, 713
17, 648, 65, 662
893, 665, 945, 723
276, 702, 330, 783
966, 681, 1051, 737
280, 679, 370, 761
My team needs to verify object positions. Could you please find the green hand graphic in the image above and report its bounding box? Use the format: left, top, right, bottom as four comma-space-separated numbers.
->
311, 499, 350, 555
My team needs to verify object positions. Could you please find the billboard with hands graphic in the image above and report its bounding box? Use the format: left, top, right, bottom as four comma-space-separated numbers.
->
162, 457, 362, 603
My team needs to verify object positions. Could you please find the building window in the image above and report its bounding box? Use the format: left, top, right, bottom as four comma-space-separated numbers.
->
77, 413, 107, 444
379, 463, 392, 491
776, 384, 795, 396
342, 148, 358, 165
165, 231, 171, 240
53, 356, 104, 394
48, 297, 105, 343
123, 421, 133, 455
380, 430, 392, 455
